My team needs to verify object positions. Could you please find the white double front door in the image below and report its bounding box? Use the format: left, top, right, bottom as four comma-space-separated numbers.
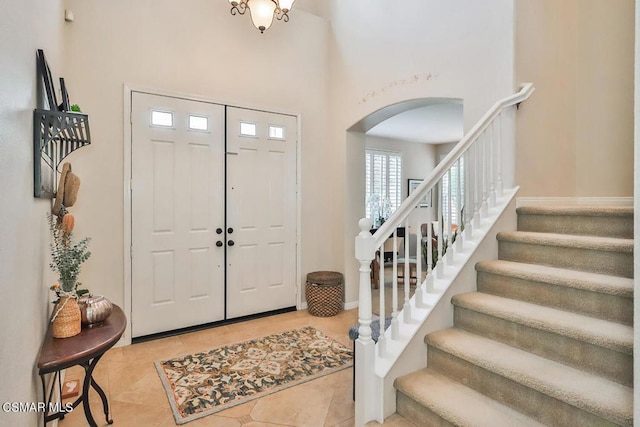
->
131, 92, 297, 337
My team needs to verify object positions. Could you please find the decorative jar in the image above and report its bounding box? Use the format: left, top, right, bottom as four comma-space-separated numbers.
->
78, 295, 113, 326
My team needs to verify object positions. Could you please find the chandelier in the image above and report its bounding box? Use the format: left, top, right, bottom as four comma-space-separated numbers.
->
228, 0, 295, 33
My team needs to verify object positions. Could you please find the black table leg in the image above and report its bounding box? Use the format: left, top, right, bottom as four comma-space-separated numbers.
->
90, 365, 113, 423
41, 371, 68, 424
40, 373, 47, 427
83, 354, 114, 427
81, 361, 98, 427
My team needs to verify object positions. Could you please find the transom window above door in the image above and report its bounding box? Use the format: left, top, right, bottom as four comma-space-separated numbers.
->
240, 122, 257, 137
151, 110, 174, 127
269, 125, 285, 140
188, 115, 209, 131
237, 122, 288, 140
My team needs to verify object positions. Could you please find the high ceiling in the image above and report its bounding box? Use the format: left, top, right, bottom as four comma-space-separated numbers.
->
292, 0, 330, 20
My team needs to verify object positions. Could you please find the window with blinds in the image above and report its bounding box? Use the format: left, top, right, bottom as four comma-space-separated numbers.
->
365, 149, 402, 223
441, 158, 464, 225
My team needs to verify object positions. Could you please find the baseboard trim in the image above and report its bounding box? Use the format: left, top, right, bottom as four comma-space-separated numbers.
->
299, 301, 358, 311
132, 306, 297, 343
516, 197, 633, 208
344, 300, 359, 310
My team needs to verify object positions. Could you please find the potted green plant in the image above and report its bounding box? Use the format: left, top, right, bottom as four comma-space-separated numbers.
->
48, 214, 91, 338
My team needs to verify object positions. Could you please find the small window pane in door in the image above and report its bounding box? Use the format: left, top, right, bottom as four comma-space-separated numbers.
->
269, 125, 285, 140
151, 110, 174, 127
240, 122, 257, 137
188, 115, 209, 131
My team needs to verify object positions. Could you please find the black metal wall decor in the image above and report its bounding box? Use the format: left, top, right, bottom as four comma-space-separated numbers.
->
37, 49, 57, 111
34, 49, 91, 198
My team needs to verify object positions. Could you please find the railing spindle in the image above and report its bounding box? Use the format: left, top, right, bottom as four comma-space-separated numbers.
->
481, 132, 489, 217
414, 216, 425, 308
487, 122, 498, 207
426, 219, 433, 291
436, 180, 444, 277
473, 140, 481, 229
464, 149, 473, 240
446, 169, 453, 264
378, 244, 386, 357
456, 158, 463, 252
496, 112, 504, 197
403, 219, 411, 322
391, 229, 399, 339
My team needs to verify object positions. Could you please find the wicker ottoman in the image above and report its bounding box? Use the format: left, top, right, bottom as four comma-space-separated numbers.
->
305, 271, 344, 317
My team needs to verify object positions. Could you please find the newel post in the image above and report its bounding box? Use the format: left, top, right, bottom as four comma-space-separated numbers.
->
355, 217, 376, 426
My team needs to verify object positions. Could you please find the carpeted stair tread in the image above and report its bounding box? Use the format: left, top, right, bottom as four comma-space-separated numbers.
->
452, 292, 633, 354
395, 368, 546, 427
497, 231, 633, 253
425, 328, 633, 426
476, 260, 633, 298
516, 205, 633, 217
516, 205, 634, 238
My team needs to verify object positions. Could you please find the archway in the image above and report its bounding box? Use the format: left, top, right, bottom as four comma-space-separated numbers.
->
343, 97, 464, 305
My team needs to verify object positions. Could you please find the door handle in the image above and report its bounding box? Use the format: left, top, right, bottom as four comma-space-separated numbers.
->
216, 228, 223, 235
227, 227, 234, 234
228, 240, 235, 247
216, 241, 223, 247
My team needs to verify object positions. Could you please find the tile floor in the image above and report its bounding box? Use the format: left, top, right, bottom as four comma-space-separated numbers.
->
58, 308, 362, 427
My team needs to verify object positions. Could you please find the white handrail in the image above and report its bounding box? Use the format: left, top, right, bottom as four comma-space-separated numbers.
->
370, 83, 534, 248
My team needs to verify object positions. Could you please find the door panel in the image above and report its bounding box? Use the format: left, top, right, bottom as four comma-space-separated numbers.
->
131, 92, 225, 337
226, 107, 297, 318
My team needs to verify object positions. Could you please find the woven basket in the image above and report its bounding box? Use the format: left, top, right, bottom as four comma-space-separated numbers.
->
52, 296, 81, 338
306, 271, 344, 317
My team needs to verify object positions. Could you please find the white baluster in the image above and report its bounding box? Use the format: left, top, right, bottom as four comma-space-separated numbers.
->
481, 132, 489, 217
391, 228, 399, 340
414, 217, 425, 308
456, 158, 463, 252
436, 181, 444, 277
403, 219, 412, 322
464, 149, 473, 241
496, 112, 504, 198
446, 169, 454, 264
378, 245, 386, 357
488, 122, 496, 208
473, 140, 481, 229
426, 220, 433, 292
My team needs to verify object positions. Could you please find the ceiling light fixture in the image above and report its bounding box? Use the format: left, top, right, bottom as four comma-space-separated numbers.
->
228, 0, 295, 33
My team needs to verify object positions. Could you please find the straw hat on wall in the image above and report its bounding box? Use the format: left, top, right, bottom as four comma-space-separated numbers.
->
52, 162, 80, 216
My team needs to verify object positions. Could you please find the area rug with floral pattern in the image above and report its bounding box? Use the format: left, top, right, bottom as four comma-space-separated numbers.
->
155, 326, 354, 424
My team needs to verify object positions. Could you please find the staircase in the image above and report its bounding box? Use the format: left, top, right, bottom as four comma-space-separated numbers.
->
393, 205, 634, 426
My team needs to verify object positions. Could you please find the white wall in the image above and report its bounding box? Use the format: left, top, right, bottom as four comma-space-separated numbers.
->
334, 0, 516, 304
61, 0, 334, 320
329, 0, 515, 131
515, 0, 634, 197
0, 1, 64, 426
